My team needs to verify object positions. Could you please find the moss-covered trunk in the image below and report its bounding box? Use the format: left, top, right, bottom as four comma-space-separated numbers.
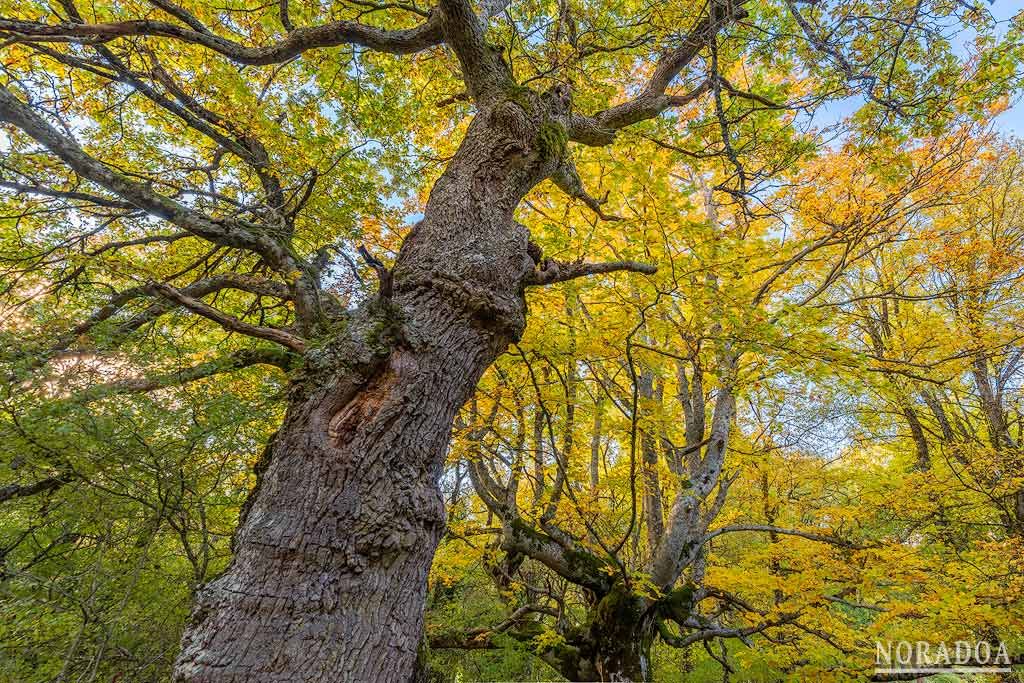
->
550, 585, 656, 682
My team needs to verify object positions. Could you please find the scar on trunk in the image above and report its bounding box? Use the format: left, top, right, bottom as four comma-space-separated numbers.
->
327, 361, 400, 447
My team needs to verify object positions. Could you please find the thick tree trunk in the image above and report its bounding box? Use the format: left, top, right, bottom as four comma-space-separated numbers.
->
550, 587, 655, 682
580, 630, 654, 683
174, 94, 564, 682
174, 329, 497, 681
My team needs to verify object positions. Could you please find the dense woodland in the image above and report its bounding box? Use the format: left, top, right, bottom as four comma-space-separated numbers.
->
0, 0, 1023, 681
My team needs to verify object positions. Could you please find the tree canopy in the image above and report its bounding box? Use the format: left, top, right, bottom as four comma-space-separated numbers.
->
0, 0, 1022, 681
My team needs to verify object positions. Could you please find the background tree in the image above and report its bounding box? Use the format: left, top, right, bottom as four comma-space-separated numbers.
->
422, 123, 990, 680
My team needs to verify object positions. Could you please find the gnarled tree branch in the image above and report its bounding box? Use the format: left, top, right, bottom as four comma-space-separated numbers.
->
0, 11, 446, 65
78, 347, 293, 399
565, 0, 746, 145
0, 84, 295, 270
147, 282, 306, 352
526, 258, 657, 286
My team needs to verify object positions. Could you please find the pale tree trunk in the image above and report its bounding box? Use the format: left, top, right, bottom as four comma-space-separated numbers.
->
590, 396, 604, 489
174, 94, 561, 682
639, 370, 665, 553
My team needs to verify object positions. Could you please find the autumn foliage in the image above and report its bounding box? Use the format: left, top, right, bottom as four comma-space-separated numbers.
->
0, 0, 1022, 681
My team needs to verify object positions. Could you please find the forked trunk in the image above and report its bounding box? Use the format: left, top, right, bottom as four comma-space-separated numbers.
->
174, 94, 565, 682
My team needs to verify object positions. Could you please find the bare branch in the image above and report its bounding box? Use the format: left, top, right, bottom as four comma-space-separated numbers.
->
147, 282, 306, 352
145, 0, 209, 34
80, 347, 293, 398
278, 0, 294, 32
0, 179, 134, 209
704, 524, 864, 549
550, 159, 622, 221
526, 258, 657, 286
357, 244, 393, 299
660, 611, 801, 648
38, 274, 293, 361
566, 0, 747, 145
0, 472, 73, 505
0, 84, 294, 270
718, 76, 785, 109
0, 11, 446, 65
89, 231, 192, 255
823, 594, 889, 612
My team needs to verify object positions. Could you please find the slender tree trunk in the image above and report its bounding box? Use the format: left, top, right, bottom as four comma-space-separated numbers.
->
532, 365, 550, 501
638, 371, 665, 553
900, 402, 931, 471
590, 396, 604, 489
174, 94, 563, 681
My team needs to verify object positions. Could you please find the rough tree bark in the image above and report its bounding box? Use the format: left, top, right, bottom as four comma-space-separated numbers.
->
174, 58, 595, 682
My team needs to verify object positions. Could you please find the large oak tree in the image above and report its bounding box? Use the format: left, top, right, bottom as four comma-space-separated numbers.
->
0, 0, 1016, 681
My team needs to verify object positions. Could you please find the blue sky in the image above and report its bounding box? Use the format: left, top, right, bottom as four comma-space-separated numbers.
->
981, 0, 1022, 133
803, 1, 1024, 135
